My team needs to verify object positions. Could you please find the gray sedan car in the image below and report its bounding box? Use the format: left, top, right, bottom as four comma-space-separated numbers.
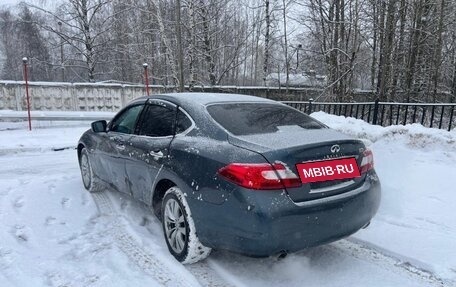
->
78, 93, 381, 264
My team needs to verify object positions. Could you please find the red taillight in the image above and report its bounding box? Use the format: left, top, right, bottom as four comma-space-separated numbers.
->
359, 149, 374, 174
218, 163, 301, 190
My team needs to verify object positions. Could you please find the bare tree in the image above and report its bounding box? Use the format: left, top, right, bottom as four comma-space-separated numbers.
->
262, 0, 271, 86
0, 6, 51, 81
28, 0, 116, 82
431, 0, 445, 102
282, 0, 289, 88
176, 0, 185, 91
376, 0, 396, 101
0, 0, 454, 104
186, 0, 197, 89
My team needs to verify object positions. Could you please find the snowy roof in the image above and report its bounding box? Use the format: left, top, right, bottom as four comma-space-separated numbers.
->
265, 73, 327, 87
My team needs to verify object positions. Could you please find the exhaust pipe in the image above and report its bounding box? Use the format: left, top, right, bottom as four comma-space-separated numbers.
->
276, 250, 288, 260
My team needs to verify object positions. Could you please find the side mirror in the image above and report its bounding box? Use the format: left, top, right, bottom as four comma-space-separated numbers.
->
91, 120, 107, 133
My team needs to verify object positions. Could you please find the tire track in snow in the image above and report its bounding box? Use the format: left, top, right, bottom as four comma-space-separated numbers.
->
93, 189, 450, 287
92, 191, 188, 286
186, 262, 236, 287
92, 190, 233, 287
330, 239, 453, 287
91, 192, 114, 215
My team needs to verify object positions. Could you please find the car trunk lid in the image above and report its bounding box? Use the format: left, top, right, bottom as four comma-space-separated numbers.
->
228, 129, 367, 202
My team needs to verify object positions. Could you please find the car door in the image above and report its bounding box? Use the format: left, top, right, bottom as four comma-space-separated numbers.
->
98, 103, 145, 193
125, 100, 177, 203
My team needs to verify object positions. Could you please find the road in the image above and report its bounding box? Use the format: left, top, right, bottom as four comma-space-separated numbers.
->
0, 149, 450, 287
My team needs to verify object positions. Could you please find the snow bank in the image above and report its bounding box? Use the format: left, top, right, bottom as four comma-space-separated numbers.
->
311, 111, 456, 281
0, 110, 115, 119
311, 111, 456, 152
0, 125, 89, 153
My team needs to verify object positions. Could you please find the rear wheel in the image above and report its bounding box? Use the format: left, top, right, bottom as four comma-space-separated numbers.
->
79, 148, 103, 193
162, 187, 211, 264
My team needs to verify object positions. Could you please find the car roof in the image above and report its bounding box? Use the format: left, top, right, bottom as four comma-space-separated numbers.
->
132, 92, 277, 108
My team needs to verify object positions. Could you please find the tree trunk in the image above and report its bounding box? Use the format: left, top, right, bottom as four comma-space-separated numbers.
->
452, 58, 456, 103
432, 0, 445, 102
263, 0, 270, 86
339, 0, 346, 100
282, 0, 289, 89
331, 0, 340, 99
176, 0, 184, 91
200, 1, 216, 86
405, 0, 424, 102
370, 0, 378, 90
375, 0, 386, 100
377, 0, 396, 102
79, 0, 95, 82
390, 0, 408, 101
187, 0, 196, 90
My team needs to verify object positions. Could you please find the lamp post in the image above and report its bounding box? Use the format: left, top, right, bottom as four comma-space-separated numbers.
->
23, 57, 32, 131
143, 63, 150, 96
58, 21, 65, 82
296, 44, 302, 70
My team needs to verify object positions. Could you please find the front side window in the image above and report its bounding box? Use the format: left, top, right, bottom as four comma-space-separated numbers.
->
138, 105, 176, 137
110, 104, 144, 134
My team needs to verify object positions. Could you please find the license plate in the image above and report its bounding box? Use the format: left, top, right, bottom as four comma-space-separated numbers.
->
296, 157, 360, 184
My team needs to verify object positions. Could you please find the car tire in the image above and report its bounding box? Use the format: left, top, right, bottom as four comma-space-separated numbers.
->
79, 148, 103, 193
162, 187, 211, 264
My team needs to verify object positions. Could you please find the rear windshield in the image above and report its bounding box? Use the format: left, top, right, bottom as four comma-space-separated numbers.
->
207, 103, 326, 136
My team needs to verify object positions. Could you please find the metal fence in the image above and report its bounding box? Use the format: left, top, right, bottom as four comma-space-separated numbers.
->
282, 100, 456, 131
1, 100, 454, 132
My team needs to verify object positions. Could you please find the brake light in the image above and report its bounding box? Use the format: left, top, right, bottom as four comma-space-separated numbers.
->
360, 149, 374, 174
218, 163, 301, 190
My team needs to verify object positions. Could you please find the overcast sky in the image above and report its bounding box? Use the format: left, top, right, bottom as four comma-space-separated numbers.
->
1, 0, 20, 6
1, 0, 58, 10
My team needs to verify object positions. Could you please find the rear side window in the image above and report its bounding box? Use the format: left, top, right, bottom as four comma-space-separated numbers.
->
207, 103, 325, 136
138, 105, 175, 137
176, 109, 192, 134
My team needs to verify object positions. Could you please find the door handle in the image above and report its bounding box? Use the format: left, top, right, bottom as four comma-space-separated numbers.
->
116, 144, 126, 151
149, 150, 164, 158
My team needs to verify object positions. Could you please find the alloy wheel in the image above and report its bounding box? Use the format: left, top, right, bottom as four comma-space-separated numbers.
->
80, 152, 91, 188
163, 198, 187, 254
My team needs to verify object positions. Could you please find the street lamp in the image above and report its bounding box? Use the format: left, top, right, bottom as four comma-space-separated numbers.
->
22, 57, 32, 131
58, 21, 65, 82
296, 44, 302, 70
143, 63, 150, 96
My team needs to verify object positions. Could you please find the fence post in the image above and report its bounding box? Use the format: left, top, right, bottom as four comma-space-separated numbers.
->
308, 98, 314, 114
372, 99, 379, 125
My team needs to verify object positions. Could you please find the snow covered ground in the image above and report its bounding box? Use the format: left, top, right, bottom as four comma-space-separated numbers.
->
312, 112, 456, 282
0, 114, 455, 287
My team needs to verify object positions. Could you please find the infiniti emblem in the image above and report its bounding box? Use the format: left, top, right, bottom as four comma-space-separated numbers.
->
330, 144, 341, 153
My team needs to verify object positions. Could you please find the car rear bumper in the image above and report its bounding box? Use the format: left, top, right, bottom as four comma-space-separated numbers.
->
189, 171, 381, 257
